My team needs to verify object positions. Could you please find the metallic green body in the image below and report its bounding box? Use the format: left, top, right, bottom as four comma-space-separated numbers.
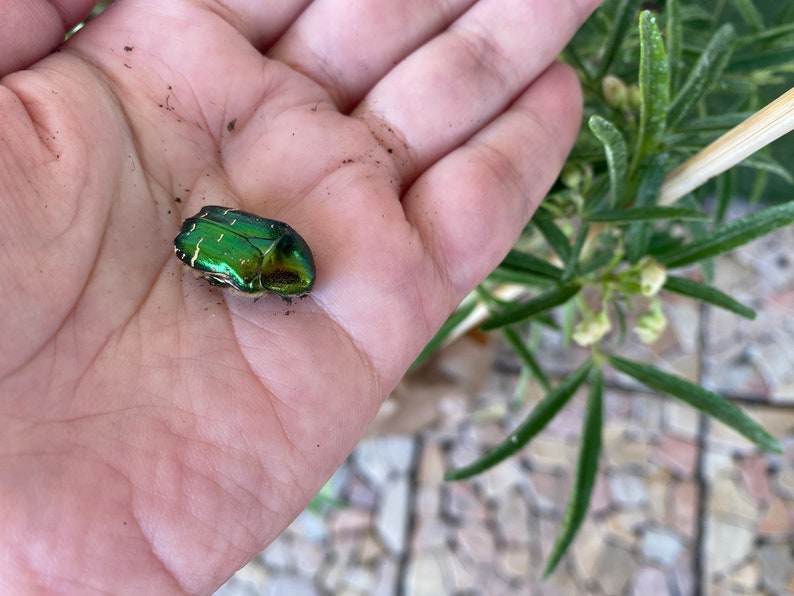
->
174, 205, 315, 299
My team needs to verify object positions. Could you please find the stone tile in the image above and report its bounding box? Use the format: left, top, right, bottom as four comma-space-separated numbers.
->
594, 541, 635, 595
443, 545, 481, 592
289, 509, 328, 542
758, 541, 794, 594
604, 510, 646, 545
526, 434, 575, 469
375, 476, 410, 556
329, 507, 373, 535
264, 573, 319, 596
415, 485, 440, 518
757, 496, 792, 536
455, 517, 496, 567
627, 394, 665, 437
652, 435, 699, 478
604, 426, 652, 468
631, 566, 669, 596
542, 566, 585, 596
775, 466, 794, 500
646, 469, 671, 524
570, 518, 604, 580
495, 489, 531, 545
215, 560, 271, 596
673, 548, 696, 596
354, 436, 416, 485
261, 538, 291, 569
709, 474, 759, 524
664, 300, 701, 356
528, 469, 563, 513
701, 451, 735, 482
358, 533, 385, 564
370, 559, 399, 596
338, 566, 377, 593
475, 454, 524, 501
704, 517, 754, 577
724, 562, 760, 593
539, 516, 563, 563
589, 472, 612, 514
346, 476, 378, 510
709, 417, 758, 451
292, 540, 327, 579
737, 454, 774, 502
444, 479, 488, 521
446, 436, 486, 473
405, 551, 446, 596
640, 528, 683, 567
753, 408, 794, 441
411, 517, 448, 551
495, 545, 532, 580
664, 400, 700, 441
608, 471, 648, 507
417, 441, 445, 485
671, 481, 698, 538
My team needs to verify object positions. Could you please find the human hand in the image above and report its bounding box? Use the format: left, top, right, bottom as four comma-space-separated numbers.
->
0, 0, 600, 592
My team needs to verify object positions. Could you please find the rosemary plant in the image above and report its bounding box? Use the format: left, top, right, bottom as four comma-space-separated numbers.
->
425, 0, 794, 576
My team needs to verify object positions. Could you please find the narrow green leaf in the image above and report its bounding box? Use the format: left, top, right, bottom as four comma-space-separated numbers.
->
668, 24, 736, 128
503, 327, 551, 392
675, 112, 754, 134
589, 116, 628, 208
665, 0, 682, 91
544, 368, 603, 577
608, 356, 782, 453
597, 0, 644, 79
411, 296, 479, 370
534, 217, 572, 263
445, 360, 593, 480
728, 46, 794, 72
714, 170, 734, 225
749, 168, 769, 205
740, 153, 794, 184
499, 249, 564, 281
626, 154, 668, 263
481, 284, 581, 331
632, 11, 669, 171
563, 224, 589, 282
657, 201, 794, 269
663, 275, 755, 319
488, 269, 557, 287
585, 206, 708, 223
733, 0, 764, 32
737, 21, 794, 45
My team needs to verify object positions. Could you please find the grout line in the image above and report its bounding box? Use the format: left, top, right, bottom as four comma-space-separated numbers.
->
395, 434, 423, 596
692, 302, 711, 596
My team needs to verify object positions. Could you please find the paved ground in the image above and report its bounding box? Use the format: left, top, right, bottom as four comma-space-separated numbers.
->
216, 222, 794, 595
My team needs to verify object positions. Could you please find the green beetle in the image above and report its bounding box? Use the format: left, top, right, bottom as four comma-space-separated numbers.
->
174, 205, 315, 299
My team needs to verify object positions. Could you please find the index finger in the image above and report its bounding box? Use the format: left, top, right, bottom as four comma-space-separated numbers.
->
357, 0, 601, 183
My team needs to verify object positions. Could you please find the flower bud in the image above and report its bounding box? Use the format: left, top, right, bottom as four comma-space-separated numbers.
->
561, 163, 583, 190
602, 75, 628, 109
635, 301, 667, 344
640, 260, 667, 297
573, 310, 612, 347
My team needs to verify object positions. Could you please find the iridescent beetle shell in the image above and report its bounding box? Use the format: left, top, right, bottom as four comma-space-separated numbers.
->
174, 205, 315, 299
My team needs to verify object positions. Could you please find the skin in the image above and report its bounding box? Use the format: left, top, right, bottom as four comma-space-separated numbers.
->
0, 0, 601, 593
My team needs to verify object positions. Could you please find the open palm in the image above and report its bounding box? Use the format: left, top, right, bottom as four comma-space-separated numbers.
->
0, 0, 598, 592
